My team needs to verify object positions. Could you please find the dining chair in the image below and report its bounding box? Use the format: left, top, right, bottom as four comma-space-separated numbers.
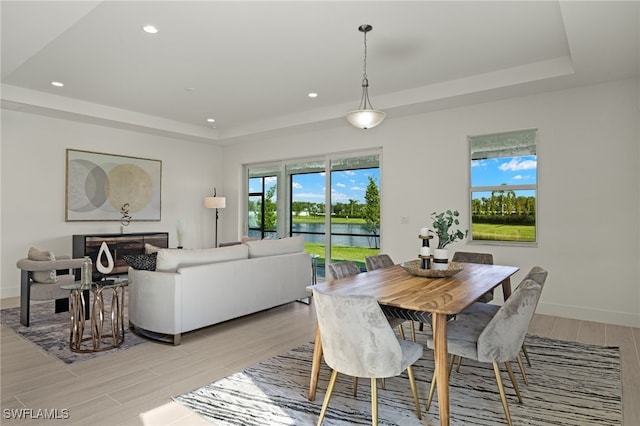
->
451, 251, 495, 303
364, 254, 394, 271
312, 288, 423, 426
328, 261, 410, 340
365, 254, 417, 342
424, 278, 544, 426
325, 261, 412, 393
456, 266, 549, 371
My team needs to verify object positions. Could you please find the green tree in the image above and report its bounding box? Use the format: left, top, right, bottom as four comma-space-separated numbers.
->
262, 185, 277, 231
363, 176, 380, 248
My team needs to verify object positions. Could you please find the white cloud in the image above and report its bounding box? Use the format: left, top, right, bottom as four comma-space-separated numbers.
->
296, 192, 324, 199
336, 182, 346, 188
499, 158, 537, 171
351, 186, 365, 191
513, 175, 523, 180
293, 182, 303, 189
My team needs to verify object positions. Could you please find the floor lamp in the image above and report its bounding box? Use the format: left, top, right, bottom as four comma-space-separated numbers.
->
204, 188, 226, 247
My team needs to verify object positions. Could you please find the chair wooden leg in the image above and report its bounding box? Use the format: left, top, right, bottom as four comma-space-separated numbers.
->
371, 378, 378, 426
492, 362, 513, 426
504, 361, 522, 403
522, 344, 532, 367
516, 354, 528, 385
317, 369, 338, 426
410, 321, 416, 342
448, 354, 455, 378
406, 366, 422, 420
381, 377, 386, 390
455, 355, 463, 373
426, 369, 437, 411
353, 377, 359, 397
397, 324, 405, 340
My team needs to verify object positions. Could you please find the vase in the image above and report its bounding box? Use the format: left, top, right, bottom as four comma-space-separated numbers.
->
433, 248, 449, 270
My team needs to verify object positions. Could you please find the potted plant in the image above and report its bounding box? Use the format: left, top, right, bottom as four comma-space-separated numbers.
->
430, 210, 468, 269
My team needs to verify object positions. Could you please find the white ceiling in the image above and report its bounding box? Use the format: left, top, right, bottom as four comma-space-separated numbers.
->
2, 1, 639, 144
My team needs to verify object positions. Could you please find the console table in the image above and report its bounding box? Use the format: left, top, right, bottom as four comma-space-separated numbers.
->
72, 232, 168, 278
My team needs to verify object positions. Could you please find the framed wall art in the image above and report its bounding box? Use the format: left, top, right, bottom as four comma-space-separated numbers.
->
66, 149, 162, 221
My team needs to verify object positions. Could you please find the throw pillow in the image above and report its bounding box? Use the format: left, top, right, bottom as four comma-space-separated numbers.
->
155, 244, 249, 272
123, 253, 157, 271
145, 243, 162, 254
27, 247, 58, 283
245, 236, 304, 258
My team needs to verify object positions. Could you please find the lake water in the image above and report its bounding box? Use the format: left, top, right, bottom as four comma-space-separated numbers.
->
292, 222, 378, 248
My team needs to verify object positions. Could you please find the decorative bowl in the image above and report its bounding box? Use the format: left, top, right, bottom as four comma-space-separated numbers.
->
400, 259, 464, 278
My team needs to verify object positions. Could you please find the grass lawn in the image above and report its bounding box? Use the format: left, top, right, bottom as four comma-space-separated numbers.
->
304, 242, 379, 269
472, 223, 536, 242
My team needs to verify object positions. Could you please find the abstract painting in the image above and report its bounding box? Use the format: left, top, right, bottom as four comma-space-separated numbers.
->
66, 149, 161, 221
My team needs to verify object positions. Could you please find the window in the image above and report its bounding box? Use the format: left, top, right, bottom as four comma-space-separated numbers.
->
469, 129, 537, 244
246, 151, 381, 277
248, 166, 279, 240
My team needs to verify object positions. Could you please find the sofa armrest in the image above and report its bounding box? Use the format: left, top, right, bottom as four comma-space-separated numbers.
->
128, 267, 182, 335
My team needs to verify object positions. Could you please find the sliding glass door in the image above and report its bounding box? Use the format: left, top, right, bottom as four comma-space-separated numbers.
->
247, 151, 380, 278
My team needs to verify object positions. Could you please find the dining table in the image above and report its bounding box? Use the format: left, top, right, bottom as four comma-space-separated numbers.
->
307, 261, 519, 426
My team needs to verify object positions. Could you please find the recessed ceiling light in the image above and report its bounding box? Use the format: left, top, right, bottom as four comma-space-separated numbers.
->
142, 25, 158, 34
207, 118, 215, 123
308, 92, 318, 98
51, 81, 64, 87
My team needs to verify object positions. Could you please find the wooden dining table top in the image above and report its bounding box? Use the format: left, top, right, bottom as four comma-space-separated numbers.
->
312, 262, 519, 315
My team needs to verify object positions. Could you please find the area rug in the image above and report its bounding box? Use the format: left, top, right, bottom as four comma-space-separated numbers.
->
1, 293, 147, 364
173, 331, 621, 425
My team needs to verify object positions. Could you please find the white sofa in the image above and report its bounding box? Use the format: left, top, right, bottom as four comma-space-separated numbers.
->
127, 236, 312, 344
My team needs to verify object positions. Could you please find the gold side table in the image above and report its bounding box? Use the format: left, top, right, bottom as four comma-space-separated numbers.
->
60, 280, 128, 353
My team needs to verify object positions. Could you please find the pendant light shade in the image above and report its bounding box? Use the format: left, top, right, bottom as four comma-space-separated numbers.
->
345, 24, 386, 129
345, 108, 386, 129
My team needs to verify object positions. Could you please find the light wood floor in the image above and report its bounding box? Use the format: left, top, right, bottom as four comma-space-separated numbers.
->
1, 296, 639, 425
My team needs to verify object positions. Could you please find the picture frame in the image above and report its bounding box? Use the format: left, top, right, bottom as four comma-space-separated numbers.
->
65, 149, 162, 222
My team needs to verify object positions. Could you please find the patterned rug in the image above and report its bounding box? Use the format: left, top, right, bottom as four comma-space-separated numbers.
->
173, 331, 621, 425
1, 292, 147, 364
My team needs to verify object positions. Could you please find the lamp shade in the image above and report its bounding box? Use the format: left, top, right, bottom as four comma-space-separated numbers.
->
204, 196, 226, 209
345, 109, 386, 130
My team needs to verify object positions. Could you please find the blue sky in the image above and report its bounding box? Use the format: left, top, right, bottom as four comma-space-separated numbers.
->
292, 168, 380, 203
471, 155, 537, 187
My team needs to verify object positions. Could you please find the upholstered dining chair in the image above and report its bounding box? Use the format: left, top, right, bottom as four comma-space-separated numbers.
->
364, 254, 394, 271
451, 251, 495, 303
425, 278, 544, 426
456, 266, 549, 372
324, 261, 413, 394
365, 254, 417, 342
312, 288, 423, 426
16, 247, 85, 327
327, 261, 410, 341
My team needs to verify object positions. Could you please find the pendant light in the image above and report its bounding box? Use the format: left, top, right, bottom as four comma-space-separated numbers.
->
345, 24, 386, 129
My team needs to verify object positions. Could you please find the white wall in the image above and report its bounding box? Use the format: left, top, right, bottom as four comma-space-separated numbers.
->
1, 110, 222, 298
222, 78, 640, 327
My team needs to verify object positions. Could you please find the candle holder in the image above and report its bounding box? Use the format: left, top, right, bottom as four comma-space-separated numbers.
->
418, 233, 433, 269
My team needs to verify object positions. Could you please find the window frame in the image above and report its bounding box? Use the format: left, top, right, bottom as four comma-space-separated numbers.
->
468, 128, 538, 246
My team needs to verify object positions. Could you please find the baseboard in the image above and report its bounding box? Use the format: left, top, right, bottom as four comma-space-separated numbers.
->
535, 301, 640, 328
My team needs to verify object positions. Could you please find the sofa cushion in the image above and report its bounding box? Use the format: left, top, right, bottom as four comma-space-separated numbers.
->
245, 236, 304, 258
155, 244, 249, 272
124, 253, 157, 271
27, 247, 58, 283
